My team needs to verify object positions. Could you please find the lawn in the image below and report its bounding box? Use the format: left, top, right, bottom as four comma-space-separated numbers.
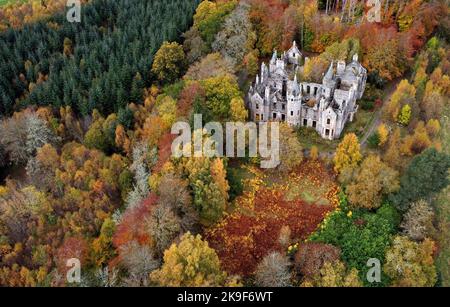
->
343, 108, 377, 138
296, 108, 377, 153
206, 160, 339, 277
0, 0, 25, 6
297, 126, 338, 152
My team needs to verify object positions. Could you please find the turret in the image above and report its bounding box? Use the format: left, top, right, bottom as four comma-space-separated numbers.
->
271, 50, 277, 64
337, 61, 346, 75
324, 62, 334, 81
323, 62, 335, 90
265, 85, 270, 102
291, 74, 300, 96
261, 62, 265, 81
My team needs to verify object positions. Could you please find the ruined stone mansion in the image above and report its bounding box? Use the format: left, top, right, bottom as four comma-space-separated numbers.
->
247, 41, 367, 140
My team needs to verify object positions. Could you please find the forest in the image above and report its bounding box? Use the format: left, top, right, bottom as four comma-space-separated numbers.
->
0, 0, 449, 287
0, 0, 201, 115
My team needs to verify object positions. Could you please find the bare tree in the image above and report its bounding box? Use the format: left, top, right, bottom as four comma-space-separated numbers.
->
158, 172, 198, 232
401, 200, 435, 241
146, 204, 182, 257
119, 241, 160, 286
254, 251, 292, 287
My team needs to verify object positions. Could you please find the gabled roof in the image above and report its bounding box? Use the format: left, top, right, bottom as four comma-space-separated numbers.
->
288, 41, 301, 55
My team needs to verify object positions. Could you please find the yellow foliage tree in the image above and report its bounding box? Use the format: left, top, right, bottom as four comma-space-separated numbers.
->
333, 133, 362, 174
150, 232, 229, 286
229, 97, 248, 122
384, 80, 416, 122
302, 56, 329, 83
347, 155, 399, 209
115, 124, 131, 155
301, 261, 362, 287
156, 95, 177, 129
151, 41, 186, 84
377, 123, 389, 146
384, 236, 437, 287
310, 145, 319, 160
426, 119, 441, 137
210, 158, 230, 203
383, 127, 403, 170
278, 123, 304, 172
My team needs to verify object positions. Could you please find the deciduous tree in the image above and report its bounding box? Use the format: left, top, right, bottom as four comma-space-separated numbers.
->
384, 236, 437, 287
151, 42, 186, 84
229, 97, 248, 122
301, 260, 362, 287
401, 200, 435, 241
150, 232, 228, 286
347, 155, 399, 210
254, 251, 292, 287
390, 148, 450, 211
333, 133, 362, 174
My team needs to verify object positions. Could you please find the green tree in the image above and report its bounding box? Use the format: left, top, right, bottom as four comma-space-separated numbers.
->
183, 157, 228, 224
310, 203, 398, 286
390, 148, 450, 211
193, 0, 237, 47
130, 73, 145, 103
117, 106, 134, 130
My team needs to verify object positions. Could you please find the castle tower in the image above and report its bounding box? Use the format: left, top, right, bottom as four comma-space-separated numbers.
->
323, 62, 335, 94
336, 61, 346, 75
287, 74, 301, 126
265, 85, 270, 103
261, 62, 266, 82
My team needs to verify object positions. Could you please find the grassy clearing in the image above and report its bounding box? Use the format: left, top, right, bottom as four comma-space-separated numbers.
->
0, 0, 25, 7
296, 108, 376, 153
296, 127, 338, 152
206, 160, 338, 276
283, 161, 338, 206
344, 108, 377, 138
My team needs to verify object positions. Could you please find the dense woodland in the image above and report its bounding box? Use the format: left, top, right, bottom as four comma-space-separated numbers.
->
0, 0, 449, 287
0, 0, 201, 116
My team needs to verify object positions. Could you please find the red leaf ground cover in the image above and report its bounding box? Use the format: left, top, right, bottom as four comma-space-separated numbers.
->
206, 161, 339, 276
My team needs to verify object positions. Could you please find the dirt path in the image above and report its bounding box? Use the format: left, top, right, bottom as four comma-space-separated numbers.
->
360, 79, 402, 148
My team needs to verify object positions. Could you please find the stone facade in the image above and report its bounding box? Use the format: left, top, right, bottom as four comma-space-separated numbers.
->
247, 41, 367, 140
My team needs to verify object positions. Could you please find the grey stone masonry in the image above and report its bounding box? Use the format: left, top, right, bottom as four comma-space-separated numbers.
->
247, 41, 367, 140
